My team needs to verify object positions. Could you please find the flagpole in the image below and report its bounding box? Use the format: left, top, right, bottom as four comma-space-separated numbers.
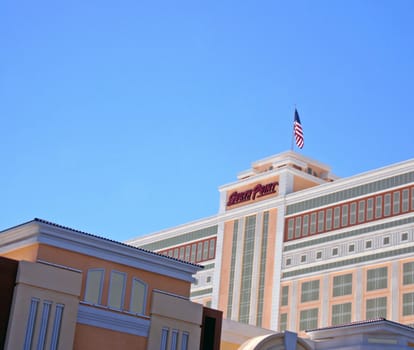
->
290, 105, 296, 151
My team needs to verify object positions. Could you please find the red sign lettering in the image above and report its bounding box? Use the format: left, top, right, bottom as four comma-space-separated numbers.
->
227, 181, 279, 207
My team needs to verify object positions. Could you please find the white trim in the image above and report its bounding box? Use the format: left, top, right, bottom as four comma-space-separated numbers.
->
249, 212, 262, 324
271, 202, 286, 330
37, 259, 82, 273
77, 304, 150, 337
211, 221, 224, 309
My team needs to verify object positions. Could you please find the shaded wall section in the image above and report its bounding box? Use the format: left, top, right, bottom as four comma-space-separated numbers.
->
0, 257, 18, 349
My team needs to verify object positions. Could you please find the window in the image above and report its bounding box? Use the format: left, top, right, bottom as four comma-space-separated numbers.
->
367, 267, 388, 291
301, 255, 307, 263
281, 286, 289, 306
286, 258, 292, 266
287, 218, 294, 240
173, 248, 179, 258
206, 276, 212, 283
341, 204, 348, 227
181, 332, 189, 350
348, 244, 355, 253
299, 308, 318, 331
349, 202, 357, 225
393, 191, 400, 214
384, 193, 391, 216
375, 196, 382, 218
84, 269, 104, 304
333, 207, 340, 228
171, 329, 179, 350
37, 300, 52, 349
24, 298, 39, 350
366, 198, 374, 220
403, 292, 414, 316
383, 236, 390, 245
310, 213, 317, 234
179, 247, 185, 260
333, 273, 352, 297
203, 241, 209, 260
332, 247, 338, 256
50, 304, 64, 350
185, 246, 191, 261
160, 328, 169, 350
365, 240, 372, 249
108, 271, 126, 310
197, 242, 203, 262
317, 211, 324, 232
332, 302, 352, 325
209, 238, 216, 259
316, 251, 322, 259
130, 278, 147, 315
358, 200, 365, 223
412, 188, 414, 210
295, 217, 302, 238
280, 313, 288, 331
190, 244, 196, 263
303, 215, 309, 236
301, 280, 320, 303
366, 297, 387, 319
326, 209, 332, 231
402, 189, 409, 212
403, 262, 414, 285
402, 232, 409, 241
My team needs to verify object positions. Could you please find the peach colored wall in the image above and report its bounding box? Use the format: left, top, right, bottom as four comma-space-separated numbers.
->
361, 262, 392, 319
225, 176, 280, 210
400, 258, 414, 325
1, 243, 39, 262
262, 208, 277, 328
73, 324, 147, 350
293, 176, 319, 192
296, 276, 323, 336
220, 341, 240, 350
218, 220, 235, 315
37, 244, 191, 315
328, 269, 356, 323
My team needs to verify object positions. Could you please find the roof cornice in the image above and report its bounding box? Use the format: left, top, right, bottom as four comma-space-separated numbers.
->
0, 219, 202, 282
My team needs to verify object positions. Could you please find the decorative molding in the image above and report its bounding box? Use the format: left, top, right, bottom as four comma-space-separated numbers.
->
77, 304, 150, 337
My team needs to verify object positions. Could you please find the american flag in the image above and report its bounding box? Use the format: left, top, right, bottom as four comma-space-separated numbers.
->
293, 109, 304, 149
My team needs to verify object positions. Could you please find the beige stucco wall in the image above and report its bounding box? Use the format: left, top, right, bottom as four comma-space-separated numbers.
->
147, 290, 203, 350
4, 260, 82, 350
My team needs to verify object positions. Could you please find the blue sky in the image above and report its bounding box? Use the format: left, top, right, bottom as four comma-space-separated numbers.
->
1, 1, 413, 242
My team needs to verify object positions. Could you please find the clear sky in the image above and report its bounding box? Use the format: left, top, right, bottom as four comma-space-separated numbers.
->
1, 1, 413, 242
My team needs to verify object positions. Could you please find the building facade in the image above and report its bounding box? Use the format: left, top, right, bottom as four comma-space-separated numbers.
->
127, 150, 414, 335
0, 219, 222, 350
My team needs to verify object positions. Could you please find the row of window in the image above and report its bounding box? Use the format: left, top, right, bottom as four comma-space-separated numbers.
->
160, 327, 189, 350
281, 262, 414, 306
24, 298, 64, 350
285, 186, 414, 241
84, 269, 147, 315
280, 293, 414, 331
158, 237, 216, 264
286, 171, 414, 215
285, 231, 409, 266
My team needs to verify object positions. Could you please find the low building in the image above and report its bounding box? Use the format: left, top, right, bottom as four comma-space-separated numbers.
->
0, 218, 222, 350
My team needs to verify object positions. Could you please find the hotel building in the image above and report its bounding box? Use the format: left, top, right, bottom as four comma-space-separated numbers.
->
127, 150, 414, 336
